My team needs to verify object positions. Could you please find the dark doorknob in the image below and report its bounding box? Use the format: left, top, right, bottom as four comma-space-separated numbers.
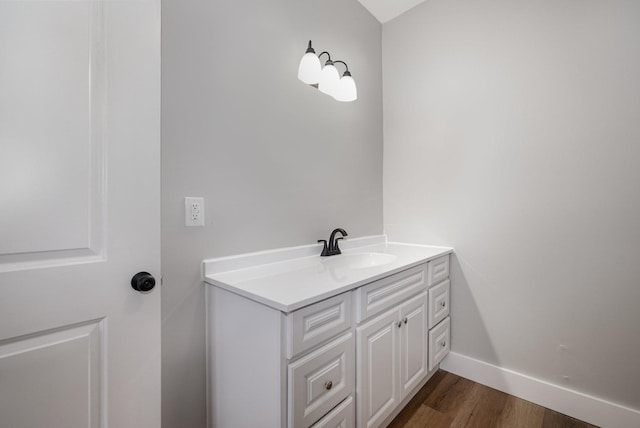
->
131, 272, 156, 292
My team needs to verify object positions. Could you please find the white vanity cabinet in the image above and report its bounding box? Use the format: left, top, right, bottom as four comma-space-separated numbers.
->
204, 239, 452, 428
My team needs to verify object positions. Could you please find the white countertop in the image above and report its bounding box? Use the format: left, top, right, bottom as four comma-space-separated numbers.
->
203, 236, 453, 313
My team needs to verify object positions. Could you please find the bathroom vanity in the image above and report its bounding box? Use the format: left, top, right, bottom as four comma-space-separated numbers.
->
203, 236, 452, 428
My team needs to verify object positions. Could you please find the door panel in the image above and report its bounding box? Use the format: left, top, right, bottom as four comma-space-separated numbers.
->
356, 310, 399, 428
399, 293, 428, 399
0, 0, 160, 427
0, 0, 105, 267
0, 320, 103, 427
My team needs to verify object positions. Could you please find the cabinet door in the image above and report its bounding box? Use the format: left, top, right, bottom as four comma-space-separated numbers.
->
399, 292, 428, 399
356, 309, 400, 428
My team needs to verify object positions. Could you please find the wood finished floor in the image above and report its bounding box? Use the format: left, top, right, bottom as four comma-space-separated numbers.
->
388, 370, 599, 428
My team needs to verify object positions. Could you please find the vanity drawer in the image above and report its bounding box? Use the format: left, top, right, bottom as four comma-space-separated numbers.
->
428, 280, 450, 329
288, 332, 354, 428
287, 292, 352, 359
428, 317, 450, 371
427, 255, 449, 287
310, 396, 354, 428
354, 264, 427, 323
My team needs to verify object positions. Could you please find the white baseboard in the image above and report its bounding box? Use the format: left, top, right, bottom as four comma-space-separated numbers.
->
440, 352, 640, 428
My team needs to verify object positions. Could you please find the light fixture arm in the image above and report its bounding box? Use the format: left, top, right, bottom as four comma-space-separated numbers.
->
332, 60, 351, 76
318, 51, 332, 63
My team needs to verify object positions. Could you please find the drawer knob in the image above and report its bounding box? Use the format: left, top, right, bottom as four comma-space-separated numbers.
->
397, 321, 402, 328
324, 380, 333, 390
403, 317, 408, 324
440, 301, 446, 308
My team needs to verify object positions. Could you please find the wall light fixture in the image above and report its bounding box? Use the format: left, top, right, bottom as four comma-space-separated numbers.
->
297, 41, 357, 102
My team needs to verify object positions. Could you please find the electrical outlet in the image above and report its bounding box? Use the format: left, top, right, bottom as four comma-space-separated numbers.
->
185, 197, 205, 226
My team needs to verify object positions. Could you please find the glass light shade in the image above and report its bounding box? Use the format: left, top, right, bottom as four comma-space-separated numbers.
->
318, 63, 340, 96
297, 52, 321, 85
333, 74, 357, 102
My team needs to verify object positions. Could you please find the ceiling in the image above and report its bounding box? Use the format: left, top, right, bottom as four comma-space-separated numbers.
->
357, 0, 427, 23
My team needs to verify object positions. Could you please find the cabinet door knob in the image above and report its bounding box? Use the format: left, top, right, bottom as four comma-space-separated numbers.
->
403, 317, 408, 324
397, 321, 402, 328
324, 380, 333, 390
440, 301, 446, 308
441, 340, 446, 347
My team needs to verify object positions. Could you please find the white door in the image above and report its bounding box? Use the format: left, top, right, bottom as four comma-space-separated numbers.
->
0, 0, 160, 427
356, 310, 399, 428
399, 293, 428, 399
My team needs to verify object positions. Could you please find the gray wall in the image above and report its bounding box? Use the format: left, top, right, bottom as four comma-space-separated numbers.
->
161, 1, 382, 426
383, 0, 640, 411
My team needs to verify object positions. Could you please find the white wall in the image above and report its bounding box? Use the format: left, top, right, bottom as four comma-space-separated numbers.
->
383, 0, 640, 412
161, 1, 382, 427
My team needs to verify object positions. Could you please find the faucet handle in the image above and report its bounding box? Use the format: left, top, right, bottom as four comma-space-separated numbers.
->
333, 237, 345, 255
317, 240, 329, 256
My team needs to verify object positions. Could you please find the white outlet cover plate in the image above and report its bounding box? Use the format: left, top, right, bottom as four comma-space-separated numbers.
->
185, 197, 205, 226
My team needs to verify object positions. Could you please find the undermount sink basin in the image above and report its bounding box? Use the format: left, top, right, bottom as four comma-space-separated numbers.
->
321, 252, 397, 269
